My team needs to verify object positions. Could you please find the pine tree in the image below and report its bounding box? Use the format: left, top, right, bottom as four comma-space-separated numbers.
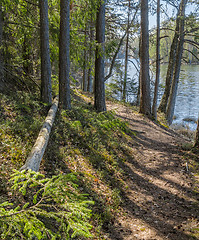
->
94, 0, 106, 112
40, 0, 52, 104
59, 0, 71, 110
139, 0, 151, 116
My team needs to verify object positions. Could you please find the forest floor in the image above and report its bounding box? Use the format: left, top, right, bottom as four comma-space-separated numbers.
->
1, 90, 199, 239
104, 100, 199, 240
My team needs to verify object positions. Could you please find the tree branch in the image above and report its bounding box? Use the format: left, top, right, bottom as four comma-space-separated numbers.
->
105, 7, 139, 82
184, 39, 199, 46
184, 39, 199, 50
183, 48, 199, 62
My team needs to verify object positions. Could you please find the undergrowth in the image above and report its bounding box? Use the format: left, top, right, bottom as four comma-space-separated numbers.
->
44, 91, 137, 238
1, 89, 199, 239
0, 170, 94, 239
0, 90, 136, 239
0, 91, 46, 202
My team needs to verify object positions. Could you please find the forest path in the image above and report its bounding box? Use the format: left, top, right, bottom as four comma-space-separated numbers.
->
106, 101, 199, 240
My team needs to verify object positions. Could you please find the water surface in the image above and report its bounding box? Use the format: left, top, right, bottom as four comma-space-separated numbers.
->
128, 61, 199, 130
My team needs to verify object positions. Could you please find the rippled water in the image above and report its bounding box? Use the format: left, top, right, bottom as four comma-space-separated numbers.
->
109, 59, 199, 130
159, 64, 199, 130
128, 61, 199, 130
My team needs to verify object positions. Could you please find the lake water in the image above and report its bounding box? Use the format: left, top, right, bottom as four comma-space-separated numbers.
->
111, 60, 199, 130
159, 64, 199, 130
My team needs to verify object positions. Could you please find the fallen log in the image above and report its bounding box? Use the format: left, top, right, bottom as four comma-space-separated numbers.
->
20, 96, 59, 172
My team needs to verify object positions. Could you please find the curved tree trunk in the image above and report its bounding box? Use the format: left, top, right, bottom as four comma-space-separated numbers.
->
94, 0, 106, 112
139, 0, 151, 116
158, 0, 185, 113
166, 0, 187, 125
59, 0, 71, 110
40, 0, 52, 104
158, 34, 178, 113
21, 97, 58, 172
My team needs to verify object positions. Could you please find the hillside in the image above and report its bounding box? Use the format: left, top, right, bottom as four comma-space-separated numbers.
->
0, 90, 199, 239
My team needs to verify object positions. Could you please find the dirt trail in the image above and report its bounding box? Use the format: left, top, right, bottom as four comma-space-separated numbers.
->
106, 102, 199, 240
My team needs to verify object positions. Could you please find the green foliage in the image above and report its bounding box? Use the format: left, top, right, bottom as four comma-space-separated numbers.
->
43, 92, 137, 238
60, 104, 129, 153
0, 92, 44, 167
0, 169, 94, 240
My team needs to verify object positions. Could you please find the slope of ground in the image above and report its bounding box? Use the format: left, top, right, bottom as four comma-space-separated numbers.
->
1, 90, 199, 239
106, 101, 199, 240
43, 91, 199, 240
0, 91, 46, 202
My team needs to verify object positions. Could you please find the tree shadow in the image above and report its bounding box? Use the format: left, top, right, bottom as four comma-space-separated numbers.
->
44, 95, 199, 239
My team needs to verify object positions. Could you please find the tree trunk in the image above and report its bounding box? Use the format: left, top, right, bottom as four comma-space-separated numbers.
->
59, 0, 71, 110
94, 0, 106, 112
152, 0, 160, 120
83, 29, 88, 91
166, 0, 187, 125
139, 0, 151, 116
158, 0, 184, 113
136, 73, 140, 106
87, 23, 94, 92
23, 33, 33, 76
21, 97, 58, 172
40, 0, 52, 104
0, 2, 4, 90
194, 117, 199, 148
158, 34, 178, 113
122, 0, 130, 102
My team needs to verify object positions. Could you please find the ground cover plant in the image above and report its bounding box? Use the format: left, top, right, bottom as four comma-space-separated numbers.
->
1, 90, 199, 239
0, 170, 94, 240
0, 91, 46, 203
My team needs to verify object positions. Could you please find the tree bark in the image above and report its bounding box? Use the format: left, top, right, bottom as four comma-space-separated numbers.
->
158, 0, 185, 113
194, 117, 199, 148
87, 23, 94, 92
21, 97, 58, 172
166, 0, 187, 125
139, 0, 151, 116
152, 0, 160, 120
122, 0, 130, 102
158, 33, 178, 113
23, 33, 33, 76
40, 0, 52, 104
94, 0, 106, 112
0, 2, 4, 90
83, 28, 88, 91
59, 0, 71, 110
